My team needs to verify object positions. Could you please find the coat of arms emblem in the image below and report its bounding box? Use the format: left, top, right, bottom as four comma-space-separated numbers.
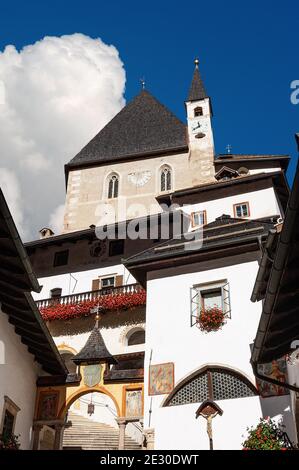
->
83, 364, 102, 388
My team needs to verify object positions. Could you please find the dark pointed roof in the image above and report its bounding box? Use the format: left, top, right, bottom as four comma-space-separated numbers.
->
67, 90, 187, 169
73, 322, 117, 365
187, 63, 208, 102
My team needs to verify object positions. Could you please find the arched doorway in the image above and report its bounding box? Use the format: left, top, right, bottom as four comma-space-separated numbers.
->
61, 389, 141, 450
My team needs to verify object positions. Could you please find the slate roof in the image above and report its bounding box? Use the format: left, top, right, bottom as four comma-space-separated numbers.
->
67, 90, 188, 169
187, 65, 208, 101
73, 322, 117, 365
124, 215, 276, 266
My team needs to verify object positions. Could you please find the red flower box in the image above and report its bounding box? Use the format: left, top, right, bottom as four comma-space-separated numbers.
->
40, 291, 146, 321
196, 306, 226, 332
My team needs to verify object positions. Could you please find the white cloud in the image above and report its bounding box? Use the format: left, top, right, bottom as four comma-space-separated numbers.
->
0, 168, 26, 236
48, 203, 65, 235
0, 33, 126, 240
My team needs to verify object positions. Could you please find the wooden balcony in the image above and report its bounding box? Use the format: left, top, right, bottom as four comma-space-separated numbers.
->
36, 283, 144, 310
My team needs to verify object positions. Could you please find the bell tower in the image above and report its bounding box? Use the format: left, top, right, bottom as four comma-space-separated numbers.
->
186, 59, 215, 184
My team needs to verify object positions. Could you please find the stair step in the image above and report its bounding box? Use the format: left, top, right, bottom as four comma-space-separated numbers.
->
62, 411, 141, 451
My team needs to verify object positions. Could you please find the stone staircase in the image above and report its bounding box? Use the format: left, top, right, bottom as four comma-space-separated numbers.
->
63, 411, 141, 450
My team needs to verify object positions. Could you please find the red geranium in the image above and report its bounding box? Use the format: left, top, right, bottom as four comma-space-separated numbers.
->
196, 306, 226, 332
40, 291, 146, 321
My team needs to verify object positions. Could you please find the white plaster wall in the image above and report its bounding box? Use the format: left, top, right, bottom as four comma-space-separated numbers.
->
182, 186, 281, 226
143, 261, 295, 449
153, 395, 296, 450
33, 265, 136, 301
0, 310, 41, 449
249, 167, 281, 175
54, 321, 145, 357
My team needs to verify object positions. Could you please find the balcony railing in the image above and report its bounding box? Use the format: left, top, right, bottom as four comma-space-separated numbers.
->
36, 283, 144, 310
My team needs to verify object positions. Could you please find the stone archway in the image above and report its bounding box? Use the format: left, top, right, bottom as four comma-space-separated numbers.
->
59, 385, 121, 420
61, 387, 121, 450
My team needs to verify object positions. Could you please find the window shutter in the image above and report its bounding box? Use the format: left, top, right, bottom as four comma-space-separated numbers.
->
92, 279, 100, 291
221, 282, 231, 318
190, 287, 202, 327
115, 275, 123, 287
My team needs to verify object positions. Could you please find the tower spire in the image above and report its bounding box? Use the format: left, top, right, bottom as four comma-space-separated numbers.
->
187, 58, 208, 102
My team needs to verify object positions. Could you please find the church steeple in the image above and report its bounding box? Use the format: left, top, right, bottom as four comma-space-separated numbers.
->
185, 58, 215, 184
187, 58, 208, 102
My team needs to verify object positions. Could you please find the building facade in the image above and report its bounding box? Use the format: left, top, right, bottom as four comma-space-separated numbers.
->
21, 60, 298, 449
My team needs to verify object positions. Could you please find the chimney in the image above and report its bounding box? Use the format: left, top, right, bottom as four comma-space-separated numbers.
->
39, 227, 54, 239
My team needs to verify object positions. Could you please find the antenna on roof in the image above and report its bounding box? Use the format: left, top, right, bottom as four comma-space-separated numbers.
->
226, 144, 232, 154
140, 77, 146, 90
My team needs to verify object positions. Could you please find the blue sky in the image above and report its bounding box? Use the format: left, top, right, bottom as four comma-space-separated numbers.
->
0, 0, 298, 183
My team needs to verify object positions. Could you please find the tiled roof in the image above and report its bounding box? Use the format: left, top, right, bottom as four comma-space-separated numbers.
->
124, 215, 276, 265
67, 90, 187, 168
73, 323, 116, 365
187, 65, 208, 101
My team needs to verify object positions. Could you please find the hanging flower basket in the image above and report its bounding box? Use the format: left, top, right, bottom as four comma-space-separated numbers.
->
242, 417, 294, 450
196, 306, 226, 332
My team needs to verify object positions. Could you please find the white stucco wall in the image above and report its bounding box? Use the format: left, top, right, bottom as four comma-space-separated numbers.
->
0, 310, 41, 449
182, 186, 282, 226
33, 264, 136, 301
54, 320, 145, 358
143, 261, 296, 449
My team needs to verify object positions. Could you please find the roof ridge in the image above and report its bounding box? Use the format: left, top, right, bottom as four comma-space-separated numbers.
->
67, 89, 187, 168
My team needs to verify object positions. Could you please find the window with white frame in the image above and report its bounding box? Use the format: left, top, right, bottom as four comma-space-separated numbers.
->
160, 165, 172, 192
100, 276, 115, 288
107, 173, 119, 199
234, 202, 250, 218
191, 210, 207, 227
190, 280, 231, 327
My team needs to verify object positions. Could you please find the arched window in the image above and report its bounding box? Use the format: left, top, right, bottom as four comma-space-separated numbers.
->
127, 328, 145, 346
60, 352, 77, 374
160, 166, 172, 192
163, 365, 258, 407
107, 173, 119, 199
194, 106, 203, 117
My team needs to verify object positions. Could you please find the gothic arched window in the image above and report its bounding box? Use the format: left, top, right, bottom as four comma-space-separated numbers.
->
160, 166, 172, 192
107, 173, 119, 199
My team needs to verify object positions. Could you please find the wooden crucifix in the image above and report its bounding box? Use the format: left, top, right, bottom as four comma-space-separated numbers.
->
195, 400, 223, 450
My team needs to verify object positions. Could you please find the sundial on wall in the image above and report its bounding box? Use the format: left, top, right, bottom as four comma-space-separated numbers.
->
128, 170, 151, 187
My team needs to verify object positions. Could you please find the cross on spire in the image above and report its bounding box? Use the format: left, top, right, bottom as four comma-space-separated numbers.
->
140, 77, 146, 90
226, 144, 232, 154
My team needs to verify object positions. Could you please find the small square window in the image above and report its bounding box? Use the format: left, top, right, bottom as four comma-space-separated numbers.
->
109, 240, 124, 257
234, 202, 250, 218
101, 276, 115, 288
53, 250, 69, 267
190, 280, 231, 327
191, 211, 207, 227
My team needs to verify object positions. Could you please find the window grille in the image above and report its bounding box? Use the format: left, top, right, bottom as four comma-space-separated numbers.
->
166, 368, 256, 407
108, 174, 119, 199
160, 166, 172, 192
